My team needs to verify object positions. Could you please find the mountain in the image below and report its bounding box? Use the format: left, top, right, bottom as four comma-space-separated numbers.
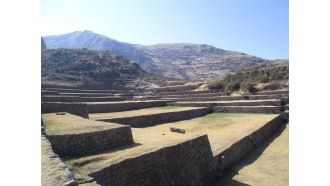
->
41, 37, 46, 49
43, 30, 280, 80
41, 48, 169, 89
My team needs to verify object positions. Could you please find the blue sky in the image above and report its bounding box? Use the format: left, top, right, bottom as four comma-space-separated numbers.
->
41, 0, 288, 60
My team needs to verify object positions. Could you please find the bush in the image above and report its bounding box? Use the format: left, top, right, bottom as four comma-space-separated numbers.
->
228, 82, 240, 91
221, 84, 229, 96
240, 82, 257, 93
263, 82, 281, 90
208, 80, 224, 90
260, 75, 269, 83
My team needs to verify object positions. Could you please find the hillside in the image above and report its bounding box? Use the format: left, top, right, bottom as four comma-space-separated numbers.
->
207, 59, 289, 94
137, 43, 268, 80
41, 48, 172, 89
43, 30, 279, 80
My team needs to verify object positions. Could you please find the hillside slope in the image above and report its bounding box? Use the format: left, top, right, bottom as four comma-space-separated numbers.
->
207, 59, 289, 94
43, 30, 279, 80
41, 48, 168, 89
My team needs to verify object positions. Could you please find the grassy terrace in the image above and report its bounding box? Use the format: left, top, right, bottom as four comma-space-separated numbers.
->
42, 113, 125, 135
88, 106, 204, 119
57, 113, 278, 181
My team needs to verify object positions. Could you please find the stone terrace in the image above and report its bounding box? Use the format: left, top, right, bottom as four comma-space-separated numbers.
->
89, 106, 211, 127
41, 87, 289, 185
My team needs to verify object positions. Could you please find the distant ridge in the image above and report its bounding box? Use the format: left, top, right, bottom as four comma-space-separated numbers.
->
41, 48, 166, 89
43, 30, 286, 80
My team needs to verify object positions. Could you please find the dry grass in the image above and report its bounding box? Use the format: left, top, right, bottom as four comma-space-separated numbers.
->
42, 113, 124, 135
63, 113, 278, 181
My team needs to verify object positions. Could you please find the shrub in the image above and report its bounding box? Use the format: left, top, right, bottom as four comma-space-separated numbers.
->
208, 80, 224, 90
260, 75, 269, 83
228, 82, 240, 91
263, 82, 281, 90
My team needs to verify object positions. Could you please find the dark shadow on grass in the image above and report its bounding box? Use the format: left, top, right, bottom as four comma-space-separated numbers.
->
211, 122, 288, 186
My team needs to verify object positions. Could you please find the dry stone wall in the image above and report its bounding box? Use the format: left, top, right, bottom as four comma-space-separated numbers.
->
41, 90, 59, 96
157, 89, 213, 96
255, 90, 289, 95
165, 93, 220, 98
41, 102, 89, 119
214, 114, 285, 173
169, 100, 282, 108
213, 106, 283, 114
215, 100, 282, 106
46, 126, 133, 158
148, 84, 200, 93
41, 96, 82, 102
163, 96, 247, 102
167, 102, 217, 108
58, 93, 114, 97
248, 95, 283, 100
89, 135, 216, 186
281, 97, 289, 105
80, 96, 126, 102
87, 100, 171, 113
98, 107, 211, 127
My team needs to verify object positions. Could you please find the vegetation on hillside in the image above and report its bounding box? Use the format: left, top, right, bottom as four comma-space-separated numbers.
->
207, 60, 289, 95
41, 48, 171, 89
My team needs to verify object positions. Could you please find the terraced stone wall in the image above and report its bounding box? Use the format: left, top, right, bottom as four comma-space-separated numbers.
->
162, 97, 246, 102
214, 114, 286, 174
41, 102, 89, 118
80, 96, 126, 102
46, 126, 133, 158
41, 90, 59, 96
99, 107, 211, 127
157, 89, 213, 96
169, 100, 282, 108
167, 102, 216, 108
87, 101, 171, 113
89, 135, 216, 186
255, 90, 289, 95
281, 97, 289, 105
148, 84, 200, 93
248, 95, 283, 100
215, 100, 282, 106
165, 93, 220, 98
213, 106, 283, 114
41, 96, 82, 102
